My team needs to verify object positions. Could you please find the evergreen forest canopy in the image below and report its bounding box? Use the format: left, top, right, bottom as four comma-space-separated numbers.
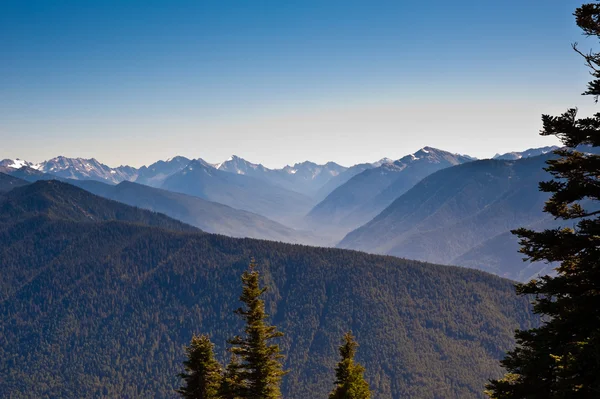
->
0, 180, 538, 398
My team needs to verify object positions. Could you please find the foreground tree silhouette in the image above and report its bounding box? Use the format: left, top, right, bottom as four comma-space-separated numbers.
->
329, 332, 371, 399
178, 334, 223, 399
227, 260, 286, 399
486, 3, 600, 398
219, 354, 243, 399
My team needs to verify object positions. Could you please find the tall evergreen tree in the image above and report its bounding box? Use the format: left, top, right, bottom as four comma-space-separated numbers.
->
329, 331, 371, 399
227, 259, 287, 399
219, 354, 244, 399
486, 3, 600, 398
178, 334, 223, 399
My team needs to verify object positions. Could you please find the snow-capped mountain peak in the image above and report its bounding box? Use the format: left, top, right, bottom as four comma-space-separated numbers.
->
35, 156, 138, 184
217, 155, 266, 175
0, 158, 37, 170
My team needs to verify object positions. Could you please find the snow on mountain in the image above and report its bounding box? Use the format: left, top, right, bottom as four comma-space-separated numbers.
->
0, 158, 37, 170
212, 155, 349, 197
37, 156, 138, 184
217, 155, 269, 176
395, 147, 474, 166
2, 151, 477, 203
281, 161, 346, 180
493, 146, 559, 160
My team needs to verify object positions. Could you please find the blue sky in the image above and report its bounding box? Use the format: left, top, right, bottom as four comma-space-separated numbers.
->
0, 0, 594, 167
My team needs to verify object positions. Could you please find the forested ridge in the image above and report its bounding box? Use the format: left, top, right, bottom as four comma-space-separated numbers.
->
0, 180, 199, 232
0, 181, 538, 398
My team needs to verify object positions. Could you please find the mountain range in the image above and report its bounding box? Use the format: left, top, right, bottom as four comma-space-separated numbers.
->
306, 147, 474, 235
1, 155, 364, 198
338, 155, 557, 281
0, 151, 449, 203
493, 145, 559, 160
160, 159, 315, 225
1, 145, 566, 280
0, 179, 538, 398
217, 156, 349, 198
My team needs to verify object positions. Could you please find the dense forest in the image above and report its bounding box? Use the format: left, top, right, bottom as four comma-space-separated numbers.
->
0, 181, 538, 398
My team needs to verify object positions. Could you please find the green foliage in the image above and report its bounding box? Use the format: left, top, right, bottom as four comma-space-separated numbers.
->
486, 3, 600, 398
0, 181, 539, 398
329, 332, 371, 399
219, 355, 244, 399
227, 261, 286, 399
178, 335, 223, 399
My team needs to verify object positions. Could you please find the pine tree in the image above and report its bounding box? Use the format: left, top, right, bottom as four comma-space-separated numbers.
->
178, 334, 223, 399
486, 3, 600, 398
219, 354, 244, 399
329, 331, 371, 399
227, 259, 286, 399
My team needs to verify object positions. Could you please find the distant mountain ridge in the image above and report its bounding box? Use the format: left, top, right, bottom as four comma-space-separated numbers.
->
36, 156, 138, 184
493, 146, 559, 160
217, 155, 351, 197
1, 145, 552, 224
338, 153, 560, 281
0, 155, 355, 199
134, 156, 192, 187
160, 160, 315, 224
306, 147, 474, 235
0, 149, 472, 200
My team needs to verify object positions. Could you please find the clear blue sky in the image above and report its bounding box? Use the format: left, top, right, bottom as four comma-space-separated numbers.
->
0, 0, 594, 167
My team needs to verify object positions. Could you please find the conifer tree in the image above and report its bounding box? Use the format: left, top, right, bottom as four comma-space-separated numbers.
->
219, 354, 244, 399
486, 3, 600, 398
227, 259, 286, 399
329, 331, 371, 399
178, 334, 223, 399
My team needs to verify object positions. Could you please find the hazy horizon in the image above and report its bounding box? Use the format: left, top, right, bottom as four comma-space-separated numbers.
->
1, 0, 587, 168
1, 141, 562, 170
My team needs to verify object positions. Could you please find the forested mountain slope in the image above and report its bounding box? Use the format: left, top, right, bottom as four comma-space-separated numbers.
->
0, 181, 537, 398
338, 155, 554, 280
0, 180, 197, 232
0, 172, 28, 193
